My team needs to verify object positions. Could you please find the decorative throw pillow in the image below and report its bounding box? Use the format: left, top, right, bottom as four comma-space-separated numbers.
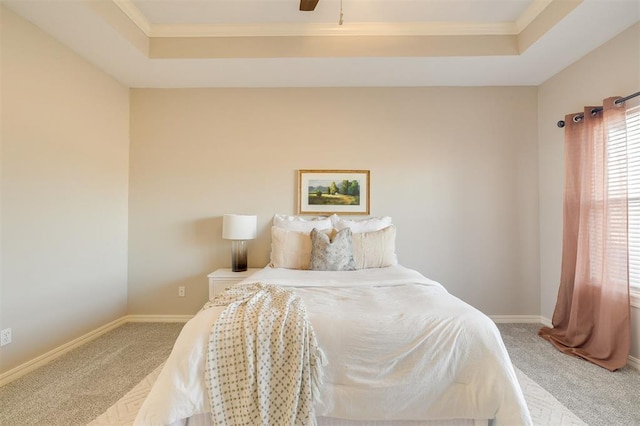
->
270, 227, 334, 270
309, 228, 356, 271
351, 225, 398, 269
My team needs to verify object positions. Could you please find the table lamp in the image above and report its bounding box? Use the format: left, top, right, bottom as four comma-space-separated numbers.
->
222, 214, 257, 272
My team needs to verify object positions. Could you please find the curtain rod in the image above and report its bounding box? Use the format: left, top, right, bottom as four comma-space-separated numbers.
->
556, 91, 640, 128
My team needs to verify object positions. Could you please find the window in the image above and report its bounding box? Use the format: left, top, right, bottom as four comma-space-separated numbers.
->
622, 105, 640, 293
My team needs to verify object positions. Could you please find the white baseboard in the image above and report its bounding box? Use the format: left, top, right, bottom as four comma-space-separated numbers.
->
0, 314, 192, 387
490, 315, 545, 324
489, 316, 553, 328
628, 355, 640, 371
0, 316, 127, 387
125, 314, 193, 323
1, 313, 636, 387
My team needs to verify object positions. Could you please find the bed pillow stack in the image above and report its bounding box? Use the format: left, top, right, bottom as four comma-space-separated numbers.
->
270, 215, 333, 270
270, 214, 397, 270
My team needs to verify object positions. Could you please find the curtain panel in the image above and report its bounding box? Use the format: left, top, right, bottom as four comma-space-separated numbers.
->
539, 97, 631, 371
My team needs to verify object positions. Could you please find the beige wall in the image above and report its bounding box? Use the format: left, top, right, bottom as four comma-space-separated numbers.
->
3, 2, 636, 373
0, 8, 130, 373
128, 86, 540, 317
537, 23, 640, 359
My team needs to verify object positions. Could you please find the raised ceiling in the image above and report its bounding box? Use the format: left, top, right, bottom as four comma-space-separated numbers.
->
3, 0, 639, 88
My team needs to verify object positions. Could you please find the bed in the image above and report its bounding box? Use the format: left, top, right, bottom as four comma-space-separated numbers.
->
134, 215, 531, 426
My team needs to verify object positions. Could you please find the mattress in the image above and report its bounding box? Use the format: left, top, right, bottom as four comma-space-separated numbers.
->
134, 265, 531, 426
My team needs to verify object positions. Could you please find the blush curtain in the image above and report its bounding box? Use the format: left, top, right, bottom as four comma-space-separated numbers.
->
539, 97, 631, 371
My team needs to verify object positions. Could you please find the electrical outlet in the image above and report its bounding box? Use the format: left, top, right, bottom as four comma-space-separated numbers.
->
178, 286, 185, 297
1, 328, 11, 346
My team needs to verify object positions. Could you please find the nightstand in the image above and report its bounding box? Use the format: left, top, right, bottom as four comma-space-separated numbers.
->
207, 268, 260, 300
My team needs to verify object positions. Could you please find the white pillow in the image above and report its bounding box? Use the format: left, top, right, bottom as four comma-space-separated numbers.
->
351, 225, 398, 269
273, 214, 333, 232
270, 226, 334, 270
332, 214, 393, 233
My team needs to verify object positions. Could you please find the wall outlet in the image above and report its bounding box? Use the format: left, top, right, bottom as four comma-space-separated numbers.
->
1, 328, 11, 346
178, 286, 185, 297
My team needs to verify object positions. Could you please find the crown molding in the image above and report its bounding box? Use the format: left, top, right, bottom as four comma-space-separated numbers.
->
109, 0, 580, 59
515, 0, 554, 33
149, 21, 518, 38
111, 0, 544, 39
113, 0, 151, 36
98, 0, 587, 61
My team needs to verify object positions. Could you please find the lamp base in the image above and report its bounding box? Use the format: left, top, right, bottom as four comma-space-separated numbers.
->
231, 240, 248, 272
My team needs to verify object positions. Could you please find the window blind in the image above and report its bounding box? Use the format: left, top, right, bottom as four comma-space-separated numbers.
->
623, 105, 640, 291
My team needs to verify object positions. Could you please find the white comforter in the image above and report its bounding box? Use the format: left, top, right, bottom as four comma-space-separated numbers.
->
134, 265, 531, 426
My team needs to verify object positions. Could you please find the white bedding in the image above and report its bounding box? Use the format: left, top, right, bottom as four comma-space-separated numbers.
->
134, 265, 531, 426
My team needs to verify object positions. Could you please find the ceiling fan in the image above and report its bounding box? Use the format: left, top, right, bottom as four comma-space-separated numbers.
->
299, 0, 319, 11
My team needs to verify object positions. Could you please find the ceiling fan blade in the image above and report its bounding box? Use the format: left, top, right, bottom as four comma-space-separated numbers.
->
299, 0, 319, 11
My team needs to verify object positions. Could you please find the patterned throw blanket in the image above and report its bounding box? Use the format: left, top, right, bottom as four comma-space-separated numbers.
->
202, 283, 325, 426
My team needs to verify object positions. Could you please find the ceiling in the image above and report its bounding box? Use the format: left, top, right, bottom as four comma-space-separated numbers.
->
3, 0, 639, 88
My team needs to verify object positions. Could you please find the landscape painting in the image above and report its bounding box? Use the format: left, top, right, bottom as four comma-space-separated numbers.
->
298, 170, 370, 215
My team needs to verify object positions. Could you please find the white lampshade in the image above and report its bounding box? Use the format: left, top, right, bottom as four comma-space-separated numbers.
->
222, 214, 257, 240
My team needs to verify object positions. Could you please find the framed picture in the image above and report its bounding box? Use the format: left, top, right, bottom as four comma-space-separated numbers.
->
298, 169, 370, 215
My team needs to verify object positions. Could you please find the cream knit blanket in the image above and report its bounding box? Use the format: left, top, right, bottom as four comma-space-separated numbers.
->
203, 283, 325, 426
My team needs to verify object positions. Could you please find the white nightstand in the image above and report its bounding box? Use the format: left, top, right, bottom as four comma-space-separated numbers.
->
207, 268, 260, 300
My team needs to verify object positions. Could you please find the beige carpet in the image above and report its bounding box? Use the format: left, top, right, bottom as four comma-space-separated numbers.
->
90, 363, 585, 426
0, 322, 185, 426
497, 323, 640, 425
88, 364, 165, 426
5, 322, 631, 425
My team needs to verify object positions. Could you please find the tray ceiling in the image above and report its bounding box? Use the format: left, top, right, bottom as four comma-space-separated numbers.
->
3, 0, 639, 87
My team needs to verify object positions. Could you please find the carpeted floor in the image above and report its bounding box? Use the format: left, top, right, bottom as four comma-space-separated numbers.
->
0, 322, 184, 426
496, 323, 640, 426
1, 321, 638, 425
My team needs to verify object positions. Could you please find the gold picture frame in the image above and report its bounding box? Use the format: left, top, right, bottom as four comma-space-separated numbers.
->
298, 169, 370, 215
